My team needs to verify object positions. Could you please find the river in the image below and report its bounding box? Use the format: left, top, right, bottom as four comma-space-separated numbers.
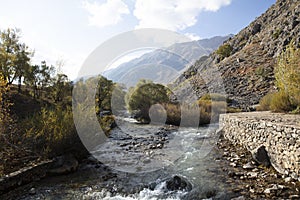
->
3, 118, 237, 200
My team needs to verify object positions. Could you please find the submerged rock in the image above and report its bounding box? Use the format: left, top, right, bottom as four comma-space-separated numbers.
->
166, 175, 192, 191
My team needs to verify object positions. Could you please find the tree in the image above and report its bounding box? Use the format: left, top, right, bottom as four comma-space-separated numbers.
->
127, 81, 170, 121
24, 64, 40, 98
111, 83, 126, 114
275, 42, 300, 107
39, 61, 55, 90
24, 61, 55, 99
51, 73, 72, 104
15, 43, 32, 92
95, 76, 114, 113
0, 28, 32, 88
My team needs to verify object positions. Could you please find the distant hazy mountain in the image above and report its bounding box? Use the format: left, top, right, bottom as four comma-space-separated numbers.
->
102, 35, 231, 87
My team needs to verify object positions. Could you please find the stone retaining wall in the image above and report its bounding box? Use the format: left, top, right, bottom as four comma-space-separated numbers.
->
219, 111, 300, 181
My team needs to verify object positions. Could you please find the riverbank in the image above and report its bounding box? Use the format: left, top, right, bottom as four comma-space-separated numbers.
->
217, 133, 300, 199
220, 111, 300, 179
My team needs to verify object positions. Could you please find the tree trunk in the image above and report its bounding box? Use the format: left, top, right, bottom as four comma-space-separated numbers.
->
18, 76, 22, 93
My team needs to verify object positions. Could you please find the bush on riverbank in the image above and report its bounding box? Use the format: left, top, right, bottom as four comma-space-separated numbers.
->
143, 93, 227, 126
22, 105, 87, 158
258, 43, 300, 113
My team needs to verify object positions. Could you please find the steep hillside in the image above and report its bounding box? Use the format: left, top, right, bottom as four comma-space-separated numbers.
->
102, 35, 231, 85
173, 0, 300, 109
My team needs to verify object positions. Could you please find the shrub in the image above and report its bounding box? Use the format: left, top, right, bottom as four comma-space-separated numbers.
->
275, 42, 300, 107
255, 66, 267, 77
272, 28, 282, 40
23, 106, 87, 157
163, 103, 181, 126
200, 93, 227, 102
226, 107, 242, 113
99, 115, 116, 136
259, 42, 300, 113
257, 92, 275, 111
270, 91, 293, 112
162, 102, 212, 126
216, 43, 233, 59
0, 73, 10, 135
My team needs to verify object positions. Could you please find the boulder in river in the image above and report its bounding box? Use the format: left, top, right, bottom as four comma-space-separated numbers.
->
166, 175, 192, 191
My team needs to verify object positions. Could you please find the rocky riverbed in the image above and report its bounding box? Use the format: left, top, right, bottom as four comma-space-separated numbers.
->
217, 133, 300, 199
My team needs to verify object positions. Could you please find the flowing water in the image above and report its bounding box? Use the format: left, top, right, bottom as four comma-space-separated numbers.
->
4, 118, 236, 200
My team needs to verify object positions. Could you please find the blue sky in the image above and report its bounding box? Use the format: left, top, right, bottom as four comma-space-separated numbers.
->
0, 0, 276, 79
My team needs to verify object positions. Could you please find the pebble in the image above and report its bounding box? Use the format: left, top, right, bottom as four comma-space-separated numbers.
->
247, 172, 258, 179
29, 188, 36, 195
242, 162, 255, 169
284, 177, 292, 182
231, 196, 245, 200
289, 195, 300, 199
264, 188, 271, 194
230, 162, 237, 167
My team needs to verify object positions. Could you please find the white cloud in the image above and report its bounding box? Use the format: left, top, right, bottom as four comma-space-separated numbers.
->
133, 0, 232, 31
185, 33, 201, 41
82, 0, 130, 28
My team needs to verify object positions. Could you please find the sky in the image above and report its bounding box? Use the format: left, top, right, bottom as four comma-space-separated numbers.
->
0, 0, 276, 80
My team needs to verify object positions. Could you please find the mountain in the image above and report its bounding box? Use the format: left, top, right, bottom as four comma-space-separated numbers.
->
173, 0, 300, 109
102, 35, 231, 87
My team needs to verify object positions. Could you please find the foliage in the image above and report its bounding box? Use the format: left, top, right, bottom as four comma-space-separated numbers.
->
24, 61, 55, 98
255, 66, 267, 77
269, 91, 293, 112
50, 73, 72, 105
23, 105, 85, 157
99, 115, 116, 136
110, 83, 126, 114
73, 76, 120, 142
126, 80, 170, 122
216, 43, 232, 59
257, 92, 275, 111
0, 73, 9, 132
259, 43, 300, 113
275, 43, 300, 107
272, 28, 282, 40
95, 76, 114, 113
0, 28, 32, 87
200, 93, 227, 102
149, 93, 227, 126
0, 73, 28, 176
226, 107, 242, 113
198, 93, 227, 123
0, 72, 14, 141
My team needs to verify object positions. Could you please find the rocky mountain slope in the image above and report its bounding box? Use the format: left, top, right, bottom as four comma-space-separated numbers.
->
102, 35, 231, 86
173, 0, 300, 109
